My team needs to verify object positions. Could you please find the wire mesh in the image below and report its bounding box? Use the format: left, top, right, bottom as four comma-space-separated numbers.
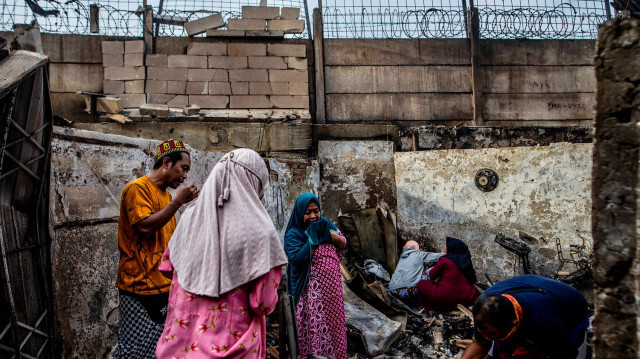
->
155, 0, 307, 37
322, 0, 467, 39
0, 0, 308, 37
0, 0, 614, 39
474, 0, 610, 39
322, 0, 613, 39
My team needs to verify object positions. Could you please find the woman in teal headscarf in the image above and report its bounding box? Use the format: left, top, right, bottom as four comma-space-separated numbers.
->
284, 192, 347, 359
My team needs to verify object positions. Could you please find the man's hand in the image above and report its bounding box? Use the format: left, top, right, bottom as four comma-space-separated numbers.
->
331, 230, 346, 250
173, 184, 200, 206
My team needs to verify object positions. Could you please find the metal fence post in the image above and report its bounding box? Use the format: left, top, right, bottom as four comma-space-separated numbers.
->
467, 6, 484, 126
89, 4, 99, 34
143, 5, 154, 54
313, 8, 325, 124
604, 0, 612, 19
461, 0, 468, 38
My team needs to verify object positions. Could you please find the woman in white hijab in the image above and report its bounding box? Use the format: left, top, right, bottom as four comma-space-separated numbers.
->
156, 148, 288, 358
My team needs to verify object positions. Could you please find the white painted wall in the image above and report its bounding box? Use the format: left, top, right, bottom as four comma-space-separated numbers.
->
394, 142, 593, 282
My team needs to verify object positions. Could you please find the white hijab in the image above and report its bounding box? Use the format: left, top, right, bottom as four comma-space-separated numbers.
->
168, 148, 288, 298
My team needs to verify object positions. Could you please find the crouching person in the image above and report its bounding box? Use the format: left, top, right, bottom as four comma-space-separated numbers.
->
388, 240, 443, 303
461, 274, 589, 359
417, 237, 480, 313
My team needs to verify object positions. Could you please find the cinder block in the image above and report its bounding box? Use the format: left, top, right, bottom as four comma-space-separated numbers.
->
188, 69, 228, 82
167, 95, 189, 108
125, 40, 145, 54
270, 95, 308, 109
267, 19, 305, 34
242, 6, 280, 20
146, 54, 168, 67
125, 80, 145, 94
183, 104, 200, 115
208, 56, 248, 69
267, 43, 306, 57
103, 54, 123, 67
140, 104, 169, 117
120, 94, 146, 108
287, 57, 307, 69
186, 82, 208, 95
103, 80, 125, 95
102, 41, 123, 55
249, 82, 273, 95
289, 82, 308, 95
124, 53, 144, 67
245, 30, 284, 37
147, 67, 188, 81
187, 42, 227, 56
167, 81, 187, 94
228, 43, 266, 56
168, 55, 207, 68
146, 80, 168, 94
189, 95, 229, 109
280, 7, 300, 20
104, 67, 145, 81
229, 69, 268, 82
147, 94, 176, 105
269, 69, 307, 83
208, 82, 231, 95
227, 19, 267, 31
272, 82, 290, 95
249, 82, 289, 95
85, 96, 123, 113
206, 29, 246, 37
244, 30, 284, 37
230, 95, 272, 109
231, 82, 249, 95
248, 56, 287, 69
249, 81, 289, 95
185, 13, 225, 36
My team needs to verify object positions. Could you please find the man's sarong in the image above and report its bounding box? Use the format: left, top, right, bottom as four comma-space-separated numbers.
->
114, 291, 167, 359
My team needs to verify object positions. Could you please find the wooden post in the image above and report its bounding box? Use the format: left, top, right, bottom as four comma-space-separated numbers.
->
143, 5, 154, 54
467, 7, 484, 126
313, 8, 326, 124
89, 4, 99, 34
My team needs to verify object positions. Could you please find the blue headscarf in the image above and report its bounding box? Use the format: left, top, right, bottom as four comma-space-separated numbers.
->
284, 192, 337, 305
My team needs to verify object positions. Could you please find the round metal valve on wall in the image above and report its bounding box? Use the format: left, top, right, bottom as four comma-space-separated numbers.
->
475, 168, 499, 192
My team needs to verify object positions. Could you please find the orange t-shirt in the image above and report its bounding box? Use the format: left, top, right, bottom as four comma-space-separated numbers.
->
116, 176, 175, 295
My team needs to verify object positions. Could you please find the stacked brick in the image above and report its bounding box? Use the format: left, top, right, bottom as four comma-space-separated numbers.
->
102, 40, 309, 110
207, 6, 304, 37
102, 40, 146, 108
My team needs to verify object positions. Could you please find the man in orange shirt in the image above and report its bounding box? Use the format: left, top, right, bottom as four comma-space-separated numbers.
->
114, 139, 199, 359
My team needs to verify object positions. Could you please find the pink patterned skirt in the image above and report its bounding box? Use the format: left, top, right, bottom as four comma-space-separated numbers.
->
295, 244, 347, 359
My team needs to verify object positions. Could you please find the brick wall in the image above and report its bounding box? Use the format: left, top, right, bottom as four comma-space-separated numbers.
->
101, 40, 309, 110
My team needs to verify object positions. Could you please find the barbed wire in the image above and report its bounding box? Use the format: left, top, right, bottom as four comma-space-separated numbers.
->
0, 0, 309, 37
477, 5, 607, 39
323, 7, 467, 39
0, 0, 612, 39
322, 0, 612, 39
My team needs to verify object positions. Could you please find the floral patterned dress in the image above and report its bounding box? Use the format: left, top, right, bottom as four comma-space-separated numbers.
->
156, 248, 282, 358
295, 241, 347, 359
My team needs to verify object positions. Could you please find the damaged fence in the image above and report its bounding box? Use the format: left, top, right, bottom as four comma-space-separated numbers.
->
0, 0, 310, 37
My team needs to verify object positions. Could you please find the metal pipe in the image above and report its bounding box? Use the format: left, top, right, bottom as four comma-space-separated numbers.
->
155, 0, 164, 37
304, 0, 312, 40
604, 0, 612, 19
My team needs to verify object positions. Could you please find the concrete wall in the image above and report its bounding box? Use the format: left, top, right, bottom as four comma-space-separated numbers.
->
0, 32, 313, 122
592, 18, 640, 358
50, 127, 318, 358
324, 39, 595, 126
317, 140, 397, 221
394, 142, 593, 282
0, 32, 595, 126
